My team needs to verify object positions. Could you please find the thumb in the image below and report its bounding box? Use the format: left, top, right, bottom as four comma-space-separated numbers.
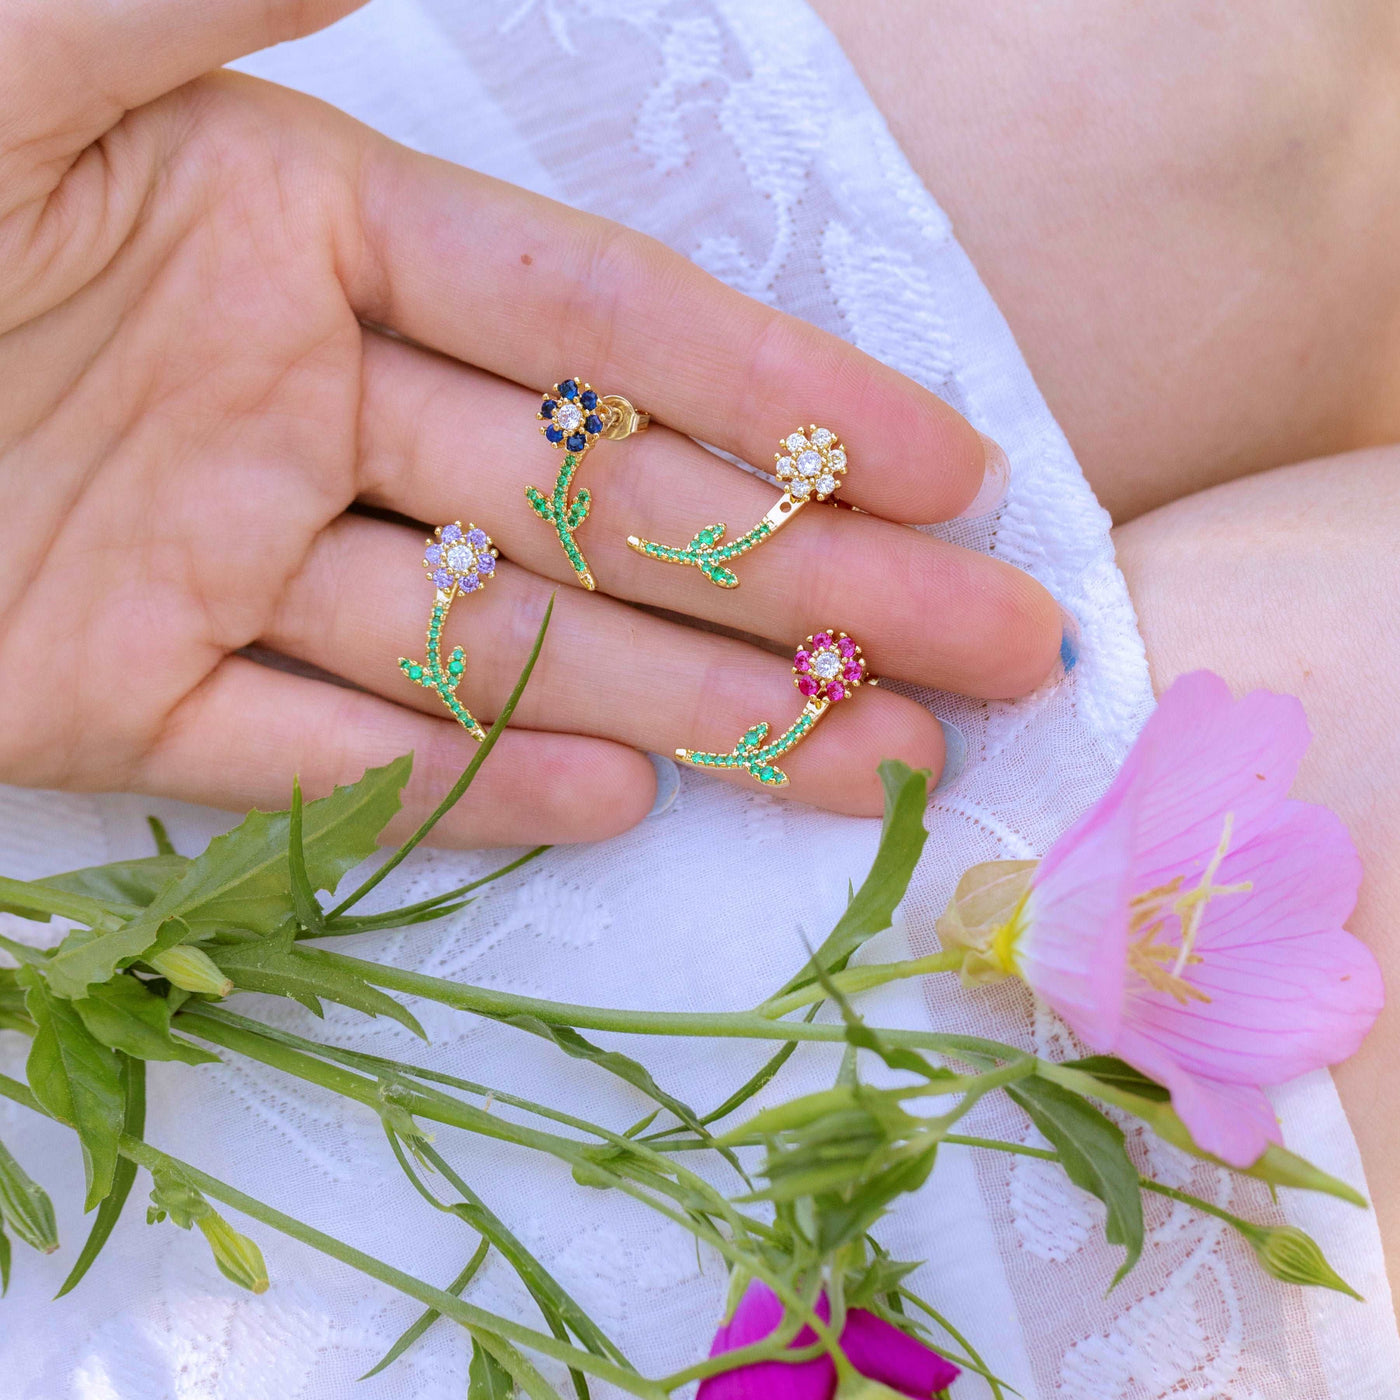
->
1, 0, 367, 152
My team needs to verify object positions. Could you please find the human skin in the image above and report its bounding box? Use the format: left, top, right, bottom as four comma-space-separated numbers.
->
813, 0, 1400, 520
0, 0, 1062, 847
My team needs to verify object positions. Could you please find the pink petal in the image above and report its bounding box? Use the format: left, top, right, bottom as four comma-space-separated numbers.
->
697, 1282, 836, 1400
1116, 1031, 1283, 1166
1122, 672, 1311, 887
1024, 775, 1141, 1046
839, 1310, 960, 1396
1123, 801, 1381, 1086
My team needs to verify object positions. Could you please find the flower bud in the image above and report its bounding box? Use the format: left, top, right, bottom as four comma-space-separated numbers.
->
197, 1211, 269, 1294
148, 946, 233, 998
935, 860, 1037, 986
0, 1139, 58, 1254
834, 1378, 910, 1400
1240, 1222, 1362, 1299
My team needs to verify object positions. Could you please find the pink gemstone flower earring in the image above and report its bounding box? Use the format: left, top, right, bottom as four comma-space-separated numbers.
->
676, 631, 873, 786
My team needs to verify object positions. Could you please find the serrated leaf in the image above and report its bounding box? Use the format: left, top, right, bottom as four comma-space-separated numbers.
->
469, 1339, 517, 1398
1045, 1061, 1368, 1206
1008, 1077, 1144, 1284
56, 1056, 145, 1297
212, 938, 424, 1038
45, 756, 412, 998
18, 969, 123, 1209
775, 761, 930, 997
0, 1135, 58, 1253
72, 976, 219, 1066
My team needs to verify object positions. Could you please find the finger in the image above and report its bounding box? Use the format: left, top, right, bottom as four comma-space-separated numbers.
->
357, 334, 1061, 699
345, 134, 991, 523
262, 516, 950, 816
135, 655, 657, 847
2, 0, 365, 137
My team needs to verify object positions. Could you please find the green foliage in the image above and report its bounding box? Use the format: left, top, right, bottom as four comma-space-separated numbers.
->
469, 1337, 518, 1398
45, 755, 411, 998
0, 1134, 58, 1254
1006, 1077, 1144, 1284
18, 968, 124, 1209
57, 1056, 146, 1296
211, 931, 425, 1037
774, 761, 930, 998
73, 976, 219, 1066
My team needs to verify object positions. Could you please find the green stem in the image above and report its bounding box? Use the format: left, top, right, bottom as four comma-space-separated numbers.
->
758, 952, 963, 1018
321, 948, 1022, 1062
0, 1070, 666, 1398
329, 599, 553, 919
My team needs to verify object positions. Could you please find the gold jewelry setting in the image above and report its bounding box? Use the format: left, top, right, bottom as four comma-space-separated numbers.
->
676, 631, 873, 786
398, 521, 499, 741
525, 377, 649, 591
628, 425, 847, 588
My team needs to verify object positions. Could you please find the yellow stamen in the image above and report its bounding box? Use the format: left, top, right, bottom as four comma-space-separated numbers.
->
1125, 813, 1252, 1004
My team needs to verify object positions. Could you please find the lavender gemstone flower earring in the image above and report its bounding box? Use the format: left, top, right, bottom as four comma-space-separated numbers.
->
398, 521, 499, 741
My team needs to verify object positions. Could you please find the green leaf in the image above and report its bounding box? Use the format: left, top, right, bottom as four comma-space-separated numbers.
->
20, 855, 190, 919
493, 1013, 714, 1153
45, 756, 411, 998
56, 1056, 146, 1297
0, 968, 32, 1034
72, 976, 219, 1066
774, 761, 930, 997
19, 969, 124, 1209
288, 776, 325, 935
1007, 1077, 1144, 1284
0, 1135, 58, 1253
1043, 1061, 1367, 1206
146, 816, 177, 856
212, 937, 425, 1038
361, 1239, 491, 1380
1061, 1055, 1170, 1101
469, 1339, 517, 1399
0, 1220, 9, 1295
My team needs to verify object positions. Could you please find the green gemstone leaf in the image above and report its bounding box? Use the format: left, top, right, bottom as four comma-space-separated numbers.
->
773, 760, 931, 997
18, 969, 124, 1210
1007, 1076, 1144, 1284
72, 976, 219, 1067
45, 756, 412, 998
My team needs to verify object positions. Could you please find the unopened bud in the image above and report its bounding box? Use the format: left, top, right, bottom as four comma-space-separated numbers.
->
197, 1211, 269, 1294
0, 1139, 58, 1254
148, 946, 232, 998
936, 860, 1037, 987
1241, 1222, 1362, 1299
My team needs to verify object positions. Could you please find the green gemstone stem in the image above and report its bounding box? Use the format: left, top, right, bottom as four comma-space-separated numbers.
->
676, 699, 828, 785
627, 496, 805, 589
397, 588, 486, 742
526, 451, 595, 589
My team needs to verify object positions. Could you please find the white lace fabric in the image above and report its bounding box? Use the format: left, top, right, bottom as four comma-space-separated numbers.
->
1, 2, 1397, 1396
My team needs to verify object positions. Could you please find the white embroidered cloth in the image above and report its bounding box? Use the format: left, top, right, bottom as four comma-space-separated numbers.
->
1, 2, 1397, 1396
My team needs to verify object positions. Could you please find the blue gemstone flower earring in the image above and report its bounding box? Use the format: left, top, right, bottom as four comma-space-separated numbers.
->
525, 377, 648, 591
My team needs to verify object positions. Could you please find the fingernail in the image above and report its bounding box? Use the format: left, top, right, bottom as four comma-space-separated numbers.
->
956, 432, 1011, 520
646, 752, 681, 817
933, 720, 968, 793
1058, 607, 1081, 676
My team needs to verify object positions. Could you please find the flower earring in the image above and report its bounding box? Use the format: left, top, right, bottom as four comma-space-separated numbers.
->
525, 377, 649, 591
628, 426, 847, 588
398, 521, 499, 741
676, 631, 873, 786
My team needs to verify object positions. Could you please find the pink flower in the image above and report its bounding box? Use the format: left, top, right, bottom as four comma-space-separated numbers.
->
953, 671, 1383, 1167
697, 1280, 960, 1399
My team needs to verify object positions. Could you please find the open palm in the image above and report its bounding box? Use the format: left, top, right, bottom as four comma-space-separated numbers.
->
0, 0, 1059, 845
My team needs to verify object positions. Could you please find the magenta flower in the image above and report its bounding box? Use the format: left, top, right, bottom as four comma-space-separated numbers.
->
942, 671, 1383, 1167
697, 1280, 959, 1399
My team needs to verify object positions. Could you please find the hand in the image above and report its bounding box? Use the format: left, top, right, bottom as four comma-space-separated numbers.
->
0, 0, 1060, 846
